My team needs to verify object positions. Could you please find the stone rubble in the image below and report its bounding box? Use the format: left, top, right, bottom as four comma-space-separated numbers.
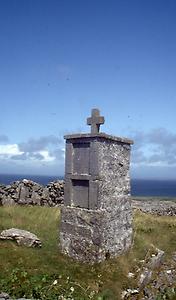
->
132, 199, 176, 216
0, 179, 64, 207
122, 248, 176, 299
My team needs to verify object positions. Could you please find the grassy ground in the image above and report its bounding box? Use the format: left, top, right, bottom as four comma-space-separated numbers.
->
0, 205, 176, 299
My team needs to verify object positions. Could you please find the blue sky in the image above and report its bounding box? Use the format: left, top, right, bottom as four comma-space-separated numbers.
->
0, 0, 176, 178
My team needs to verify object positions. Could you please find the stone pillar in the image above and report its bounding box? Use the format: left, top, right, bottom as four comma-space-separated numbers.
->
59, 109, 133, 263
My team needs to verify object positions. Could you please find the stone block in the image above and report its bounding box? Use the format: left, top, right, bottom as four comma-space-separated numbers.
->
59, 203, 132, 263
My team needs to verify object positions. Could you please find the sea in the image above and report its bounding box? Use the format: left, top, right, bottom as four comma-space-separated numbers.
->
0, 174, 176, 197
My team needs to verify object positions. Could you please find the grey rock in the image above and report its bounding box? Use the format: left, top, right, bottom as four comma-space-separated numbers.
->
138, 267, 153, 290
0, 179, 64, 207
148, 248, 165, 269
132, 199, 176, 216
0, 292, 10, 299
125, 248, 176, 299
121, 289, 139, 299
142, 288, 155, 300
1, 196, 15, 206
31, 191, 41, 205
172, 252, 176, 262
0, 228, 42, 247
138, 248, 165, 290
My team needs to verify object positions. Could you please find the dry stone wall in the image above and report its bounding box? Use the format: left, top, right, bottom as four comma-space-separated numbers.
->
0, 179, 64, 207
132, 199, 176, 216
1, 179, 176, 218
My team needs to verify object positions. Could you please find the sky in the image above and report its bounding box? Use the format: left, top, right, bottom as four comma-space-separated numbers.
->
0, 0, 176, 179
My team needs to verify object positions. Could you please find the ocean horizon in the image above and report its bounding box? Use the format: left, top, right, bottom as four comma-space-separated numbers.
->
0, 174, 176, 197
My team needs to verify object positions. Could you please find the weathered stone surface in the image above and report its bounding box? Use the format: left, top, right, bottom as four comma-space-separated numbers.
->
148, 248, 165, 269
137, 248, 165, 291
138, 268, 153, 290
87, 108, 105, 134
0, 179, 64, 207
60, 196, 132, 263
64, 132, 133, 145
60, 109, 133, 263
0, 294, 34, 300
98, 140, 131, 206
60, 136, 132, 262
0, 292, 10, 299
0, 228, 42, 247
60, 206, 104, 263
122, 247, 176, 300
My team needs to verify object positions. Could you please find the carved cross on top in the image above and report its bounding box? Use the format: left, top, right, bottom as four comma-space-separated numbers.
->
87, 108, 105, 134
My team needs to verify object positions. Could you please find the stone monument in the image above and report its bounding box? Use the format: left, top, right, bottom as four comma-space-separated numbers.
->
59, 108, 133, 263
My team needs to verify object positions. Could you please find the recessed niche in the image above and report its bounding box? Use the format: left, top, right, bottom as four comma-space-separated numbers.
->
72, 179, 89, 208
73, 143, 90, 174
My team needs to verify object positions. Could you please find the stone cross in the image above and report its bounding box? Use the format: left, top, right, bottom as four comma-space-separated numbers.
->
87, 108, 105, 134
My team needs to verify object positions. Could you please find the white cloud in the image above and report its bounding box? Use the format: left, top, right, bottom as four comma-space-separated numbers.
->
18, 135, 60, 152
130, 128, 176, 167
38, 150, 55, 162
0, 143, 60, 163
0, 144, 22, 157
0, 136, 65, 175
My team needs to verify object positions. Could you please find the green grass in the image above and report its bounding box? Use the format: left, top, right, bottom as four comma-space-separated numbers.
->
0, 205, 176, 299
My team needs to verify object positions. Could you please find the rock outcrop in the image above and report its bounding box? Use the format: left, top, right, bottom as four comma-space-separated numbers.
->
122, 247, 176, 299
0, 179, 64, 207
0, 228, 41, 248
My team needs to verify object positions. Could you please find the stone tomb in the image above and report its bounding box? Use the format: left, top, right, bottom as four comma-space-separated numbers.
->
59, 109, 134, 263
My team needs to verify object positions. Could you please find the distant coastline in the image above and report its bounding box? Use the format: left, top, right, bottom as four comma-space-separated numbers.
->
0, 174, 176, 197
